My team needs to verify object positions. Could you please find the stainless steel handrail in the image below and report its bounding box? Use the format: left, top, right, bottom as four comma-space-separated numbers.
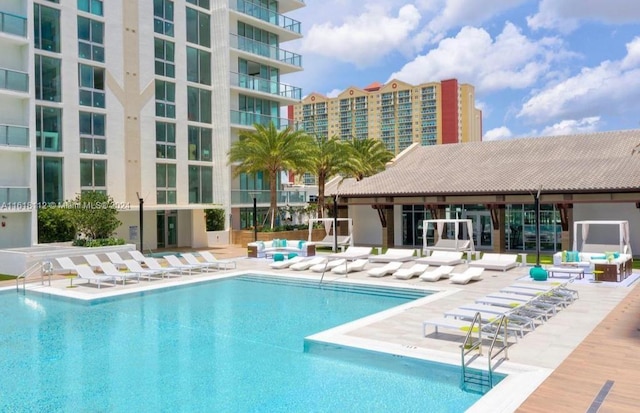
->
15, 261, 53, 293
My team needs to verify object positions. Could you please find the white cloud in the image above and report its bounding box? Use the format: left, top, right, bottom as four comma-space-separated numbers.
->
428, 0, 528, 35
518, 37, 640, 124
388, 23, 567, 92
483, 126, 513, 141
326, 88, 342, 98
302, 4, 421, 67
539, 117, 601, 136
528, 0, 640, 32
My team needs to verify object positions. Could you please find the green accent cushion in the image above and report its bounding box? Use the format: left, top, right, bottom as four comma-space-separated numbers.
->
298, 240, 306, 250
288, 252, 298, 259
529, 266, 548, 281
273, 253, 284, 262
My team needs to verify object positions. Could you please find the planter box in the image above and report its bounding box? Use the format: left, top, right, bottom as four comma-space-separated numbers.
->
233, 228, 326, 248
206, 230, 230, 246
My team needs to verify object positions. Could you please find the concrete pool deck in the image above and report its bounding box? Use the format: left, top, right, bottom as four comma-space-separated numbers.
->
4, 245, 639, 412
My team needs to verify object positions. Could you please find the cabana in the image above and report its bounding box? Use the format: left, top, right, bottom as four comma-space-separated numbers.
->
308, 218, 354, 252
422, 219, 475, 255
572, 220, 632, 255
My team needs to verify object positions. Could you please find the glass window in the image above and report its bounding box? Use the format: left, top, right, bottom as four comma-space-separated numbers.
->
35, 106, 62, 152
186, 0, 209, 9
34, 4, 61, 52
155, 80, 176, 118
79, 111, 106, 154
187, 86, 211, 123
188, 126, 212, 161
186, 47, 211, 85
156, 121, 176, 159
77, 0, 103, 16
154, 0, 174, 36
188, 165, 212, 204
186, 8, 210, 47
80, 159, 106, 190
154, 38, 175, 78
37, 156, 63, 203
156, 163, 177, 204
78, 64, 105, 108
78, 17, 104, 62
34, 55, 62, 102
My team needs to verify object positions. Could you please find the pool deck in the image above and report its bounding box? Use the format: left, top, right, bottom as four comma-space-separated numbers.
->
3, 245, 640, 412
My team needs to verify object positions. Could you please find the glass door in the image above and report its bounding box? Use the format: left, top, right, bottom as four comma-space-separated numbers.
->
157, 210, 178, 248
464, 211, 493, 250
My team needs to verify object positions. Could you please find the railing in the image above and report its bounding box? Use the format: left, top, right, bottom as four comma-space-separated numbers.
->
231, 189, 308, 205
0, 11, 27, 37
0, 124, 29, 147
230, 0, 301, 35
230, 109, 292, 129
230, 34, 302, 67
16, 261, 52, 293
487, 316, 509, 388
0, 187, 30, 204
460, 312, 483, 389
230, 71, 302, 100
0, 68, 28, 93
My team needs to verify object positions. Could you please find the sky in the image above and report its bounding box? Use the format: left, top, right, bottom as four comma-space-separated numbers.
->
285, 0, 640, 141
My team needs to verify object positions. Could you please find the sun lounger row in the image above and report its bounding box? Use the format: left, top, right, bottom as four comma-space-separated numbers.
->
423, 280, 579, 340
53, 251, 236, 289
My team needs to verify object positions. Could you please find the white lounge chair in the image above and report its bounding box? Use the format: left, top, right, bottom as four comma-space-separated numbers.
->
415, 250, 465, 266
393, 263, 429, 280
142, 256, 182, 277
199, 251, 237, 270
331, 258, 368, 274
82, 254, 104, 270
164, 255, 202, 275
368, 248, 416, 263
181, 253, 216, 271
75, 264, 117, 289
269, 256, 306, 269
128, 250, 148, 263
468, 253, 519, 272
450, 267, 484, 284
123, 259, 165, 281
419, 265, 455, 282
55, 257, 79, 275
367, 261, 403, 277
98, 261, 140, 285
105, 252, 128, 269
310, 259, 346, 273
290, 256, 326, 271
328, 246, 373, 261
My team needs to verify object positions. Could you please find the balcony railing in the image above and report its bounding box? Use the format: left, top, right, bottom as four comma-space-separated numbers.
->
0, 125, 28, 146
230, 72, 301, 100
231, 189, 308, 205
230, 110, 292, 129
0, 68, 28, 93
0, 187, 30, 205
230, 34, 302, 67
231, 0, 301, 35
0, 11, 27, 38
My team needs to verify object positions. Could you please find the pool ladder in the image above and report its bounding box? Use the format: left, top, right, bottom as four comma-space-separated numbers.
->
16, 260, 53, 294
460, 313, 510, 391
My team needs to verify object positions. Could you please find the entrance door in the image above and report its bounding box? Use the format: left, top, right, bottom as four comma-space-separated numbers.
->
464, 211, 493, 250
157, 210, 178, 248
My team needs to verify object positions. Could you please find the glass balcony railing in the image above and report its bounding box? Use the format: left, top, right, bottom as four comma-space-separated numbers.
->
0, 187, 30, 204
230, 34, 302, 67
0, 125, 29, 146
231, 0, 301, 35
230, 110, 292, 129
0, 11, 27, 37
230, 72, 301, 100
231, 189, 308, 205
0, 68, 28, 93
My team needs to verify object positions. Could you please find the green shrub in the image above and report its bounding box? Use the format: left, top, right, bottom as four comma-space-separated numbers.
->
37, 207, 76, 243
72, 238, 126, 247
205, 209, 225, 231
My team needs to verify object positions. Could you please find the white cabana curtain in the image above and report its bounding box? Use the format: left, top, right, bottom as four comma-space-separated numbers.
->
436, 221, 444, 238
324, 219, 332, 235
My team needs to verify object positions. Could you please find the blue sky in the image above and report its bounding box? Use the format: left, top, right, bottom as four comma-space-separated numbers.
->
286, 0, 640, 140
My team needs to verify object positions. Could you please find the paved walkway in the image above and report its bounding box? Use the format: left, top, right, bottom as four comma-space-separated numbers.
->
4, 244, 640, 412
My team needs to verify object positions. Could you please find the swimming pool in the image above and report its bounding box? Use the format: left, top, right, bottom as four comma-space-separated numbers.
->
1, 274, 490, 412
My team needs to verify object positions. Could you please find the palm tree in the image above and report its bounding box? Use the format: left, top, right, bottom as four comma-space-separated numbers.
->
343, 138, 394, 181
228, 122, 316, 229
309, 135, 349, 218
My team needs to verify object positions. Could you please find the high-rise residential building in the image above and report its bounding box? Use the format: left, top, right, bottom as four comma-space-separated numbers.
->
0, 0, 304, 250
292, 78, 482, 155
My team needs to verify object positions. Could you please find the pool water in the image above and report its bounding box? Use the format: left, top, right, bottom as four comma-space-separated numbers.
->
1, 275, 487, 412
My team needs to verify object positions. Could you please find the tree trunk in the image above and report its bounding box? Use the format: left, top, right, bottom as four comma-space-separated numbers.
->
269, 170, 278, 229
317, 172, 326, 219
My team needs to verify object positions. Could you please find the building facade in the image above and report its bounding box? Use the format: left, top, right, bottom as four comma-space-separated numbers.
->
292, 78, 482, 156
0, 0, 305, 250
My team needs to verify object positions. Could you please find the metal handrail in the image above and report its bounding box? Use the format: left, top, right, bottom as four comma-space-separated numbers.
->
460, 312, 483, 387
16, 260, 52, 293
487, 315, 509, 388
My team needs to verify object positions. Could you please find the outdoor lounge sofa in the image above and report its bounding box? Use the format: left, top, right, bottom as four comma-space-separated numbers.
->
247, 239, 315, 258
468, 253, 518, 272
415, 250, 465, 266
368, 248, 416, 263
